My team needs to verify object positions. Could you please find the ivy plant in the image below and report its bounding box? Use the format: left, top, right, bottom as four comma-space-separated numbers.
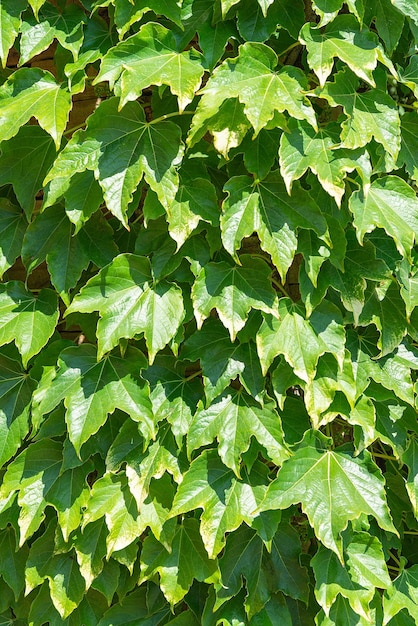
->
0, 0, 418, 623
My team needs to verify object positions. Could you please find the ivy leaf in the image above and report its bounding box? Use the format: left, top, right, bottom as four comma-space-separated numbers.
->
44, 98, 183, 226
82, 473, 141, 558
73, 518, 108, 589
383, 565, 418, 625
0, 0, 26, 68
95, 22, 204, 111
300, 15, 393, 87
0, 352, 34, 468
259, 430, 397, 558
47, 463, 93, 543
198, 17, 237, 71
32, 344, 154, 454
365, 0, 404, 53
358, 282, 407, 356
214, 524, 309, 618
139, 518, 220, 605
66, 253, 185, 362
188, 42, 317, 144
188, 388, 289, 476
221, 172, 329, 280
25, 525, 86, 619
312, 532, 391, 620
0, 282, 58, 367
311, 0, 364, 25
182, 317, 264, 404
170, 451, 270, 558
349, 176, 418, 262
164, 174, 219, 249
22, 204, 90, 305
237, 0, 284, 42
391, 0, 418, 24
143, 356, 203, 442
0, 126, 56, 218
279, 120, 371, 206
19, 3, 86, 66
191, 255, 277, 341
0, 199, 27, 279
113, 0, 183, 36
319, 69, 401, 161
0, 439, 62, 545
0, 68, 72, 148
398, 112, 418, 182
0, 526, 28, 600
256, 299, 345, 380
402, 439, 418, 518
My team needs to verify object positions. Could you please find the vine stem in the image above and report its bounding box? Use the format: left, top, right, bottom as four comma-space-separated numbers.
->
63, 122, 86, 136
150, 110, 195, 124
184, 369, 202, 382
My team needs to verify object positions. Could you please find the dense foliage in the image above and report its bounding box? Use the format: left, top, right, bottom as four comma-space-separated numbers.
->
1, 0, 418, 623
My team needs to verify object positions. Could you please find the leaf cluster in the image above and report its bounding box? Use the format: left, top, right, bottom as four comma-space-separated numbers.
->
1, 0, 418, 623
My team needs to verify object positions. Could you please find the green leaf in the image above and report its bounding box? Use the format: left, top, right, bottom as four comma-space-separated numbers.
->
0, 199, 27, 279
32, 344, 154, 454
349, 176, 418, 262
300, 15, 393, 87
237, 0, 284, 42
22, 204, 90, 305
26, 526, 86, 619
19, 3, 86, 66
47, 463, 93, 542
95, 22, 204, 111
358, 282, 407, 356
188, 387, 289, 476
139, 518, 219, 605
0, 281, 58, 367
66, 253, 185, 362
319, 69, 401, 160
164, 174, 219, 249
403, 439, 418, 518
182, 317, 264, 404
73, 518, 108, 588
221, 172, 329, 279
0, 0, 26, 68
214, 523, 309, 618
398, 112, 418, 182
383, 565, 418, 625
143, 356, 203, 441
0, 352, 34, 468
259, 430, 397, 558
188, 42, 317, 144
365, 0, 404, 53
170, 451, 270, 558
191, 255, 277, 341
0, 526, 28, 599
0, 121, 56, 220
82, 473, 141, 557
113, 0, 183, 36
198, 17, 236, 71
256, 299, 345, 380
0, 68, 72, 148
391, 0, 418, 24
312, 531, 391, 620
279, 119, 371, 206
44, 97, 183, 226
0, 440, 62, 544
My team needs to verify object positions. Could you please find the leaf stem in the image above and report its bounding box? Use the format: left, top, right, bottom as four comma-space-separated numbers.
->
184, 369, 202, 382
63, 122, 86, 136
278, 42, 301, 58
372, 452, 397, 461
150, 110, 195, 125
